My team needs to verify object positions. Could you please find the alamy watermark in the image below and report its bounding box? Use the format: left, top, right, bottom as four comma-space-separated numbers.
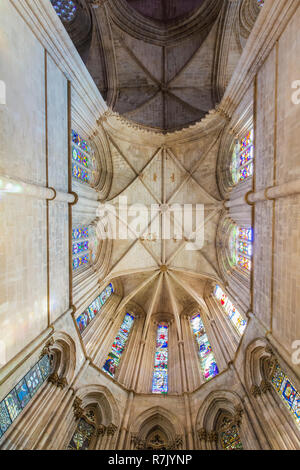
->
95, 196, 207, 251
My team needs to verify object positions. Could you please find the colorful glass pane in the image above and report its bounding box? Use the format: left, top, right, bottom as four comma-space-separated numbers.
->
240, 162, 253, 181
0, 401, 12, 435
50, 0, 77, 22
214, 286, 247, 335
103, 313, 135, 378
38, 355, 51, 380
76, 283, 114, 334
72, 241, 89, 255
72, 254, 89, 270
191, 314, 219, 381
238, 254, 251, 271
72, 227, 89, 240
25, 364, 44, 396
4, 389, 22, 421
239, 228, 253, 242
72, 146, 89, 168
0, 355, 50, 438
221, 424, 243, 450
271, 363, 300, 429
72, 163, 89, 184
240, 129, 253, 151
240, 146, 254, 166
257, 0, 264, 6
15, 379, 31, 409
238, 241, 252, 256
72, 130, 91, 153
68, 418, 95, 450
152, 323, 168, 394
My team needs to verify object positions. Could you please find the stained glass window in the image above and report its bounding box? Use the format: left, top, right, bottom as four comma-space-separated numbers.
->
0, 355, 51, 439
257, 0, 264, 7
71, 130, 97, 185
152, 323, 168, 394
68, 418, 95, 450
72, 226, 90, 271
50, 1, 77, 23
271, 362, 300, 430
190, 314, 219, 381
214, 285, 247, 336
103, 313, 135, 378
230, 225, 253, 273
231, 129, 254, 184
76, 283, 114, 334
220, 424, 243, 450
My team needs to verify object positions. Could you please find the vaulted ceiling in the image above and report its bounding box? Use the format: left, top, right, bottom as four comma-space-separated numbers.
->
65, 0, 260, 131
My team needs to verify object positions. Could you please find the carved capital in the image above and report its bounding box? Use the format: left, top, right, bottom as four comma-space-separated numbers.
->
73, 397, 84, 420
107, 423, 118, 436
57, 377, 68, 389
97, 424, 106, 436
260, 379, 272, 394
48, 372, 59, 385
40, 338, 54, 358
208, 431, 218, 442
197, 428, 207, 441
250, 384, 261, 397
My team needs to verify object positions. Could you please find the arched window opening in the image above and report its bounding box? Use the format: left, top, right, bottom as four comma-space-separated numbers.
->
152, 322, 169, 394
146, 429, 168, 450
231, 129, 254, 184
76, 283, 114, 334
214, 285, 247, 336
50, 0, 77, 23
190, 314, 219, 381
67, 412, 96, 451
72, 130, 97, 186
270, 360, 300, 430
103, 312, 135, 378
0, 354, 52, 439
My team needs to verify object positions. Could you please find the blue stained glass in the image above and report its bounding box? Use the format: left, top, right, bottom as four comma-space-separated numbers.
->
72, 254, 89, 270
4, 389, 22, 421
72, 227, 89, 240
191, 314, 219, 381
51, 1, 77, 23
72, 241, 89, 255
76, 283, 114, 334
15, 379, 31, 409
103, 313, 135, 378
38, 355, 51, 380
152, 323, 168, 394
0, 401, 11, 435
72, 130, 91, 153
25, 364, 44, 396
271, 363, 300, 429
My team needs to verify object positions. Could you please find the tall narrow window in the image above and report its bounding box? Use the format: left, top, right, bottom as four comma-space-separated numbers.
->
50, 0, 77, 23
68, 418, 95, 450
76, 283, 114, 334
270, 361, 300, 430
231, 129, 254, 184
72, 130, 97, 185
214, 286, 247, 336
190, 314, 218, 381
103, 313, 135, 378
152, 322, 168, 394
0, 355, 51, 439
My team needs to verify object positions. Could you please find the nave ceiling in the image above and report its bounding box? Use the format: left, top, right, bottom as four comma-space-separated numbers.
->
64, 0, 261, 130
